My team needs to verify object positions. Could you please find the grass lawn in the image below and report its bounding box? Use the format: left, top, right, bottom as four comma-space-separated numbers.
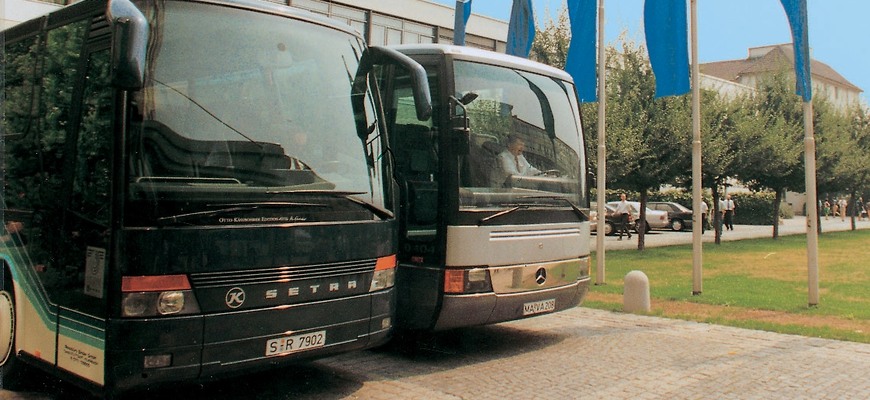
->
584, 229, 870, 343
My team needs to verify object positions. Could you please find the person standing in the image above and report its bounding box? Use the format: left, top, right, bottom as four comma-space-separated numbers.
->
838, 198, 847, 221
720, 194, 736, 231
699, 199, 709, 234
614, 193, 633, 240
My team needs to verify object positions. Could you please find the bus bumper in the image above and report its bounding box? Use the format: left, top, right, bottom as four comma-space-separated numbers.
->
107, 288, 394, 392
433, 277, 590, 331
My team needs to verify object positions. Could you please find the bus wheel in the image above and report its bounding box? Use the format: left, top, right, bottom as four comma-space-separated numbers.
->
1, 270, 27, 390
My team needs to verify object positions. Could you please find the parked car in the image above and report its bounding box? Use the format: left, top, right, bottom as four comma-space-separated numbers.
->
590, 203, 619, 235
648, 201, 694, 231
606, 201, 670, 232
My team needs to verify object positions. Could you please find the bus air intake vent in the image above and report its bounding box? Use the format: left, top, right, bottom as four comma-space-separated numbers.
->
189, 259, 376, 288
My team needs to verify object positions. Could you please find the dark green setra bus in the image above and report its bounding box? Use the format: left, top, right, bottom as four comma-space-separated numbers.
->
0, 0, 430, 395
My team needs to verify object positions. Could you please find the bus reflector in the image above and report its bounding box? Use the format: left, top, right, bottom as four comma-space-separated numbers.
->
444, 269, 465, 294
122, 275, 191, 292
375, 255, 397, 271
144, 354, 172, 369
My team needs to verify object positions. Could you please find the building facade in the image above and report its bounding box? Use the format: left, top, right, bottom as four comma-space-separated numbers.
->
700, 44, 864, 111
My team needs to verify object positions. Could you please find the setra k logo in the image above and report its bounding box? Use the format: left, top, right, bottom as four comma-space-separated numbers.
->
225, 287, 246, 308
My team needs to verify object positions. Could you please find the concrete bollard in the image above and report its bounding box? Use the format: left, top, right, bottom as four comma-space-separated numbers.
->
623, 270, 650, 313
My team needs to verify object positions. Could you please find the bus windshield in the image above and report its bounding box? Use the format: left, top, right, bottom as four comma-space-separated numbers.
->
456, 61, 585, 209
128, 2, 383, 222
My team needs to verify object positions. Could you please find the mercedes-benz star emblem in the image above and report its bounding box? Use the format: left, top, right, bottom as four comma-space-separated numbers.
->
535, 268, 547, 285
225, 287, 246, 308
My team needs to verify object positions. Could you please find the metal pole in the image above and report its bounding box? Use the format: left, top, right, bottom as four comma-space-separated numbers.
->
804, 100, 819, 306
595, 0, 607, 285
690, 0, 702, 295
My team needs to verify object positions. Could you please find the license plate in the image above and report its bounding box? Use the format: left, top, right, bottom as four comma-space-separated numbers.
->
523, 299, 556, 316
265, 330, 326, 357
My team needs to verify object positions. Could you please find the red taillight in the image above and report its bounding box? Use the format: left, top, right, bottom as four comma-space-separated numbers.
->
122, 275, 191, 292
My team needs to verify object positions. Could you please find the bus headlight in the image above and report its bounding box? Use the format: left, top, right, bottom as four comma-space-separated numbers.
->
444, 268, 492, 294
121, 275, 200, 317
157, 291, 185, 315
122, 292, 151, 317
370, 255, 397, 292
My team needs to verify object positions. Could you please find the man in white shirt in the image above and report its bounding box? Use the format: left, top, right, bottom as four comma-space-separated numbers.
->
613, 193, 633, 240
699, 199, 709, 234
720, 194, 735, 231
498, 135, 540, 185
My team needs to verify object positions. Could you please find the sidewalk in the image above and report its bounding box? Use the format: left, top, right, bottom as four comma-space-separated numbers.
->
596, 215, 870, 250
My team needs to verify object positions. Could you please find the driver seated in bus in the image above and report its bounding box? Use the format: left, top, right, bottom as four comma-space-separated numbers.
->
498, 135, 540, 183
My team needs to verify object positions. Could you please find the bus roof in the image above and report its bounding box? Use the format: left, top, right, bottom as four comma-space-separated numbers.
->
386, 44, 574, 83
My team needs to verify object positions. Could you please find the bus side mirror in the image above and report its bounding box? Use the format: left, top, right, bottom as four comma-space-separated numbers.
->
449, 93, 477, 155
107, 0, 148, 89
353, 46, 433, 142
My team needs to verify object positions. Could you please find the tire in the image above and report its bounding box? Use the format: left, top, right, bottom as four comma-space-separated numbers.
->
671, 219, 684, 231
634, 221, 651, 234
1, 268, 28, 390
603, 221, 614, 236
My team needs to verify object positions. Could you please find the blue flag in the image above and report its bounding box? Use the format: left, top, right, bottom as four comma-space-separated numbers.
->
643, 0, 690, 98
565, 0, 597, 102
454, 0, 473, 46
506, 0, 535, 58
779, 0, 812, 102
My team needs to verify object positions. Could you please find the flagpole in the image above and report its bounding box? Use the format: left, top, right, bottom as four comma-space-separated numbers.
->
690, 0, 702, 295
805, 100, 819, 306
595, 0, 607, 285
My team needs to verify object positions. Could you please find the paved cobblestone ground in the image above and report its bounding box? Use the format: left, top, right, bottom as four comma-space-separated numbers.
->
317, 307, 870, 400
4, 308, 869, 399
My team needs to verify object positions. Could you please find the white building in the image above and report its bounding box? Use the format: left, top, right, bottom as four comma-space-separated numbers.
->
700, 44, 863, 111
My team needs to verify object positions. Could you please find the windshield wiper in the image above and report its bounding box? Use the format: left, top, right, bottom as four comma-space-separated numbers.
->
478, 206, 525, 225
478, 196, 588, 225
156, 202, 323, 225
265, 190, 394, 219
518, 195, 589, 222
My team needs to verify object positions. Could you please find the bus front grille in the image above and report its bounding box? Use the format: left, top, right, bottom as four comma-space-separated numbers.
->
189, 259, 376, 288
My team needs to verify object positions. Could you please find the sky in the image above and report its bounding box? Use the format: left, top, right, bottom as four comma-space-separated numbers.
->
434, 0, 870, 104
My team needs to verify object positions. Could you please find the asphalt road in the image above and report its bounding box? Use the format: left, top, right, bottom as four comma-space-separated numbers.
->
597, 215, 870, 250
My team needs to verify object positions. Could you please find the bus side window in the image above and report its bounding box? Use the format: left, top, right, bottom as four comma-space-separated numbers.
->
3, 21, 90, 303
66, 48, 113, 304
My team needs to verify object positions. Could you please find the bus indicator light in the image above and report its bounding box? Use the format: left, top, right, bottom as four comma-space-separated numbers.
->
122, 275, 191, 292
370, 255, 397, 291
444, 270, 465, 293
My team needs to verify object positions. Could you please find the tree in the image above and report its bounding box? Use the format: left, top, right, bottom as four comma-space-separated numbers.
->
735, 72, 804, 238
691, 91, 745, 244
532, 9, 692, 250
817, 103, 870, 229
600, 40, 691, 249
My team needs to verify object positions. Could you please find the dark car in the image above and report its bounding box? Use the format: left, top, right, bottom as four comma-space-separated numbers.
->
648, 201, 694, 231
590, 203, 615, 235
